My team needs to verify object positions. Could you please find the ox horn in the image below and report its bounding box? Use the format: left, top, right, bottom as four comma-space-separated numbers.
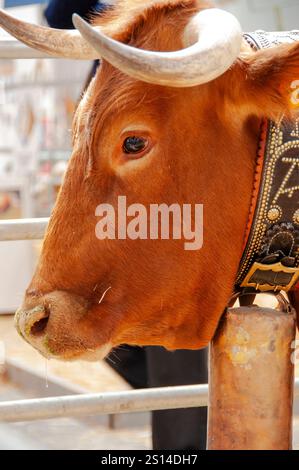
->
72, 9, 242, 87
0, 8, 98, 59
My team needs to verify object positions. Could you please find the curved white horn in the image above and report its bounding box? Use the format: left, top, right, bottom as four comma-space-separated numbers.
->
0, 8, 98, 59
73, 8, 242, 87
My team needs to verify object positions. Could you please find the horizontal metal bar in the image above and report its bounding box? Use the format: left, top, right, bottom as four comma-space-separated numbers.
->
0, 218, 48, 241
6, 78, 84, 90
0, 379, 298, 423
0, 384, 209, 422
0, 37, 53, 59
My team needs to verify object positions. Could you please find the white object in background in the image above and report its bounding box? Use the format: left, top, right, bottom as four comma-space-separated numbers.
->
0, 177, 34, 314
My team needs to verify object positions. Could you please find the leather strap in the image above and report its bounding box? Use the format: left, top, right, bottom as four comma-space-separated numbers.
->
236, 31, 299, 293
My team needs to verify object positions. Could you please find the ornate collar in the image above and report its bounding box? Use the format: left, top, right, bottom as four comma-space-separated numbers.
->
236, 31, 299, 293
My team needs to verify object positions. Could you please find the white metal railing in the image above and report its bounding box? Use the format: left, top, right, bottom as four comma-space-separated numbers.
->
0, 379, 298, 423
0, 384, 209, 422
0, 37, 53, 59
0, 218, 48, 241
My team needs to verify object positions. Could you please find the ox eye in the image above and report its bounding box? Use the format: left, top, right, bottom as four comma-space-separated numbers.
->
123, 136, 148, 156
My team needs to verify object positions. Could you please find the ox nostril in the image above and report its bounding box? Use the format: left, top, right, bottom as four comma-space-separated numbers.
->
30, 315, 49, 337
29, 307, 50, 338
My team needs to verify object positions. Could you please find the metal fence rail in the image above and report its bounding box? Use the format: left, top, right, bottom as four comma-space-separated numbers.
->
0, 384, 209, 422
0, 37, 53, 59
0, 380, 298, 423
0, 218, 48, 241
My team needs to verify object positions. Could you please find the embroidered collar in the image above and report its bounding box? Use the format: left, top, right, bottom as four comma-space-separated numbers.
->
236, 31, 299, 293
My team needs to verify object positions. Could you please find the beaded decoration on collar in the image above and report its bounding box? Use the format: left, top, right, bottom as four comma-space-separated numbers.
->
236, 32, 299, 292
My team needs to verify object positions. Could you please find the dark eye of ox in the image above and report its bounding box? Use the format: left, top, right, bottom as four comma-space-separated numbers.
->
123, 136, 148, 156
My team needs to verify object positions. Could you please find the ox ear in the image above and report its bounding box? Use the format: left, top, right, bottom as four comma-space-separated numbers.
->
230, 41, 299, 120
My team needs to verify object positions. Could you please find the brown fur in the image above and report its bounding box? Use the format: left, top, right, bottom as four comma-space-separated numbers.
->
18, 0, 299, 360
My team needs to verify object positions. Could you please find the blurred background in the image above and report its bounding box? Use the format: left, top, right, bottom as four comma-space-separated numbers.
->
0, 0, 298, 450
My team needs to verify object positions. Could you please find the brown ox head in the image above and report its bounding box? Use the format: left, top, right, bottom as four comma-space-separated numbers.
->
2, 0, 299, 360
